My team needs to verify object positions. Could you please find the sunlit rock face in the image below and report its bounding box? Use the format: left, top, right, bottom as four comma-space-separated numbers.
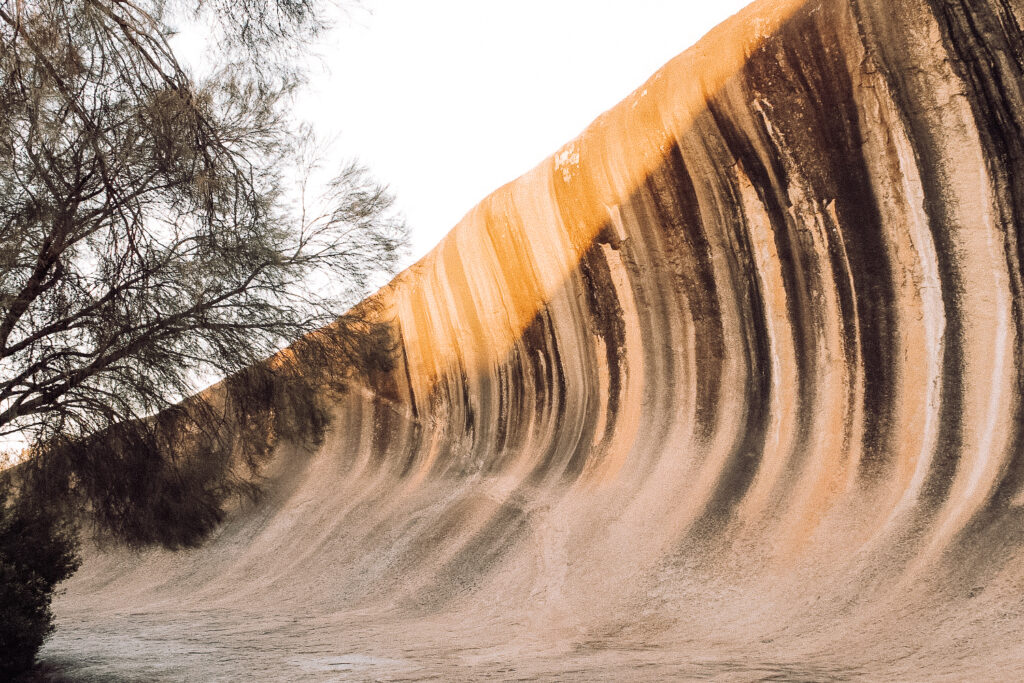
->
51, 0, 1024, 678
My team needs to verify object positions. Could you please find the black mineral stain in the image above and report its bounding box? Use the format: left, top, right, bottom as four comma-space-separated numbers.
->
646, 144, 726, 444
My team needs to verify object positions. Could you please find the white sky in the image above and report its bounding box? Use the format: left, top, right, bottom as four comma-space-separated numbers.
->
294, 1, 752, 265
1, 3, 753, 458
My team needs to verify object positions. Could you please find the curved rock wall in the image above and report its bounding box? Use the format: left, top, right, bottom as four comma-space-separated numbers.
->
54, 0, 1024, 678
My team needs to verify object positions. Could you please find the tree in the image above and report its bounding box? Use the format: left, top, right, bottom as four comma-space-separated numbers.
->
0, 0, 407, 543
0, 0, 406, 672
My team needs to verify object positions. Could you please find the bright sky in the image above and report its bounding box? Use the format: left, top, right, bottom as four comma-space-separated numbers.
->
1, 3, 753, 458
295, 0, 752, 265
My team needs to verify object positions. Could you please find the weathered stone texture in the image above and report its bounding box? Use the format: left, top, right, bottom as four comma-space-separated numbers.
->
51, 1, 1024, 678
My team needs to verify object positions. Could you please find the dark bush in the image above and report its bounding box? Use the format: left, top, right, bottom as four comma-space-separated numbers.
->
0, 483, 80, 679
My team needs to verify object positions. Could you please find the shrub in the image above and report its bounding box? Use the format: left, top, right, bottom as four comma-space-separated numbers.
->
0, 483, 80, 679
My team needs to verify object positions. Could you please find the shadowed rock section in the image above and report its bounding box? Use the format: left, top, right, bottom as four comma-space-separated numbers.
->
49, 0, 1024, 679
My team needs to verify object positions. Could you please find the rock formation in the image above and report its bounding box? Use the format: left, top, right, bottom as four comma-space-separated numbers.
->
49, 0, 1024, 678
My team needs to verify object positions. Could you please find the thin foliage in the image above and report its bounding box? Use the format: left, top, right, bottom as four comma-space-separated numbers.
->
0, 0, 407, 547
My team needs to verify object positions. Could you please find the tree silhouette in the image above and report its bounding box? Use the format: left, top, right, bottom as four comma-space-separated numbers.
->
0, 0, 407, 546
